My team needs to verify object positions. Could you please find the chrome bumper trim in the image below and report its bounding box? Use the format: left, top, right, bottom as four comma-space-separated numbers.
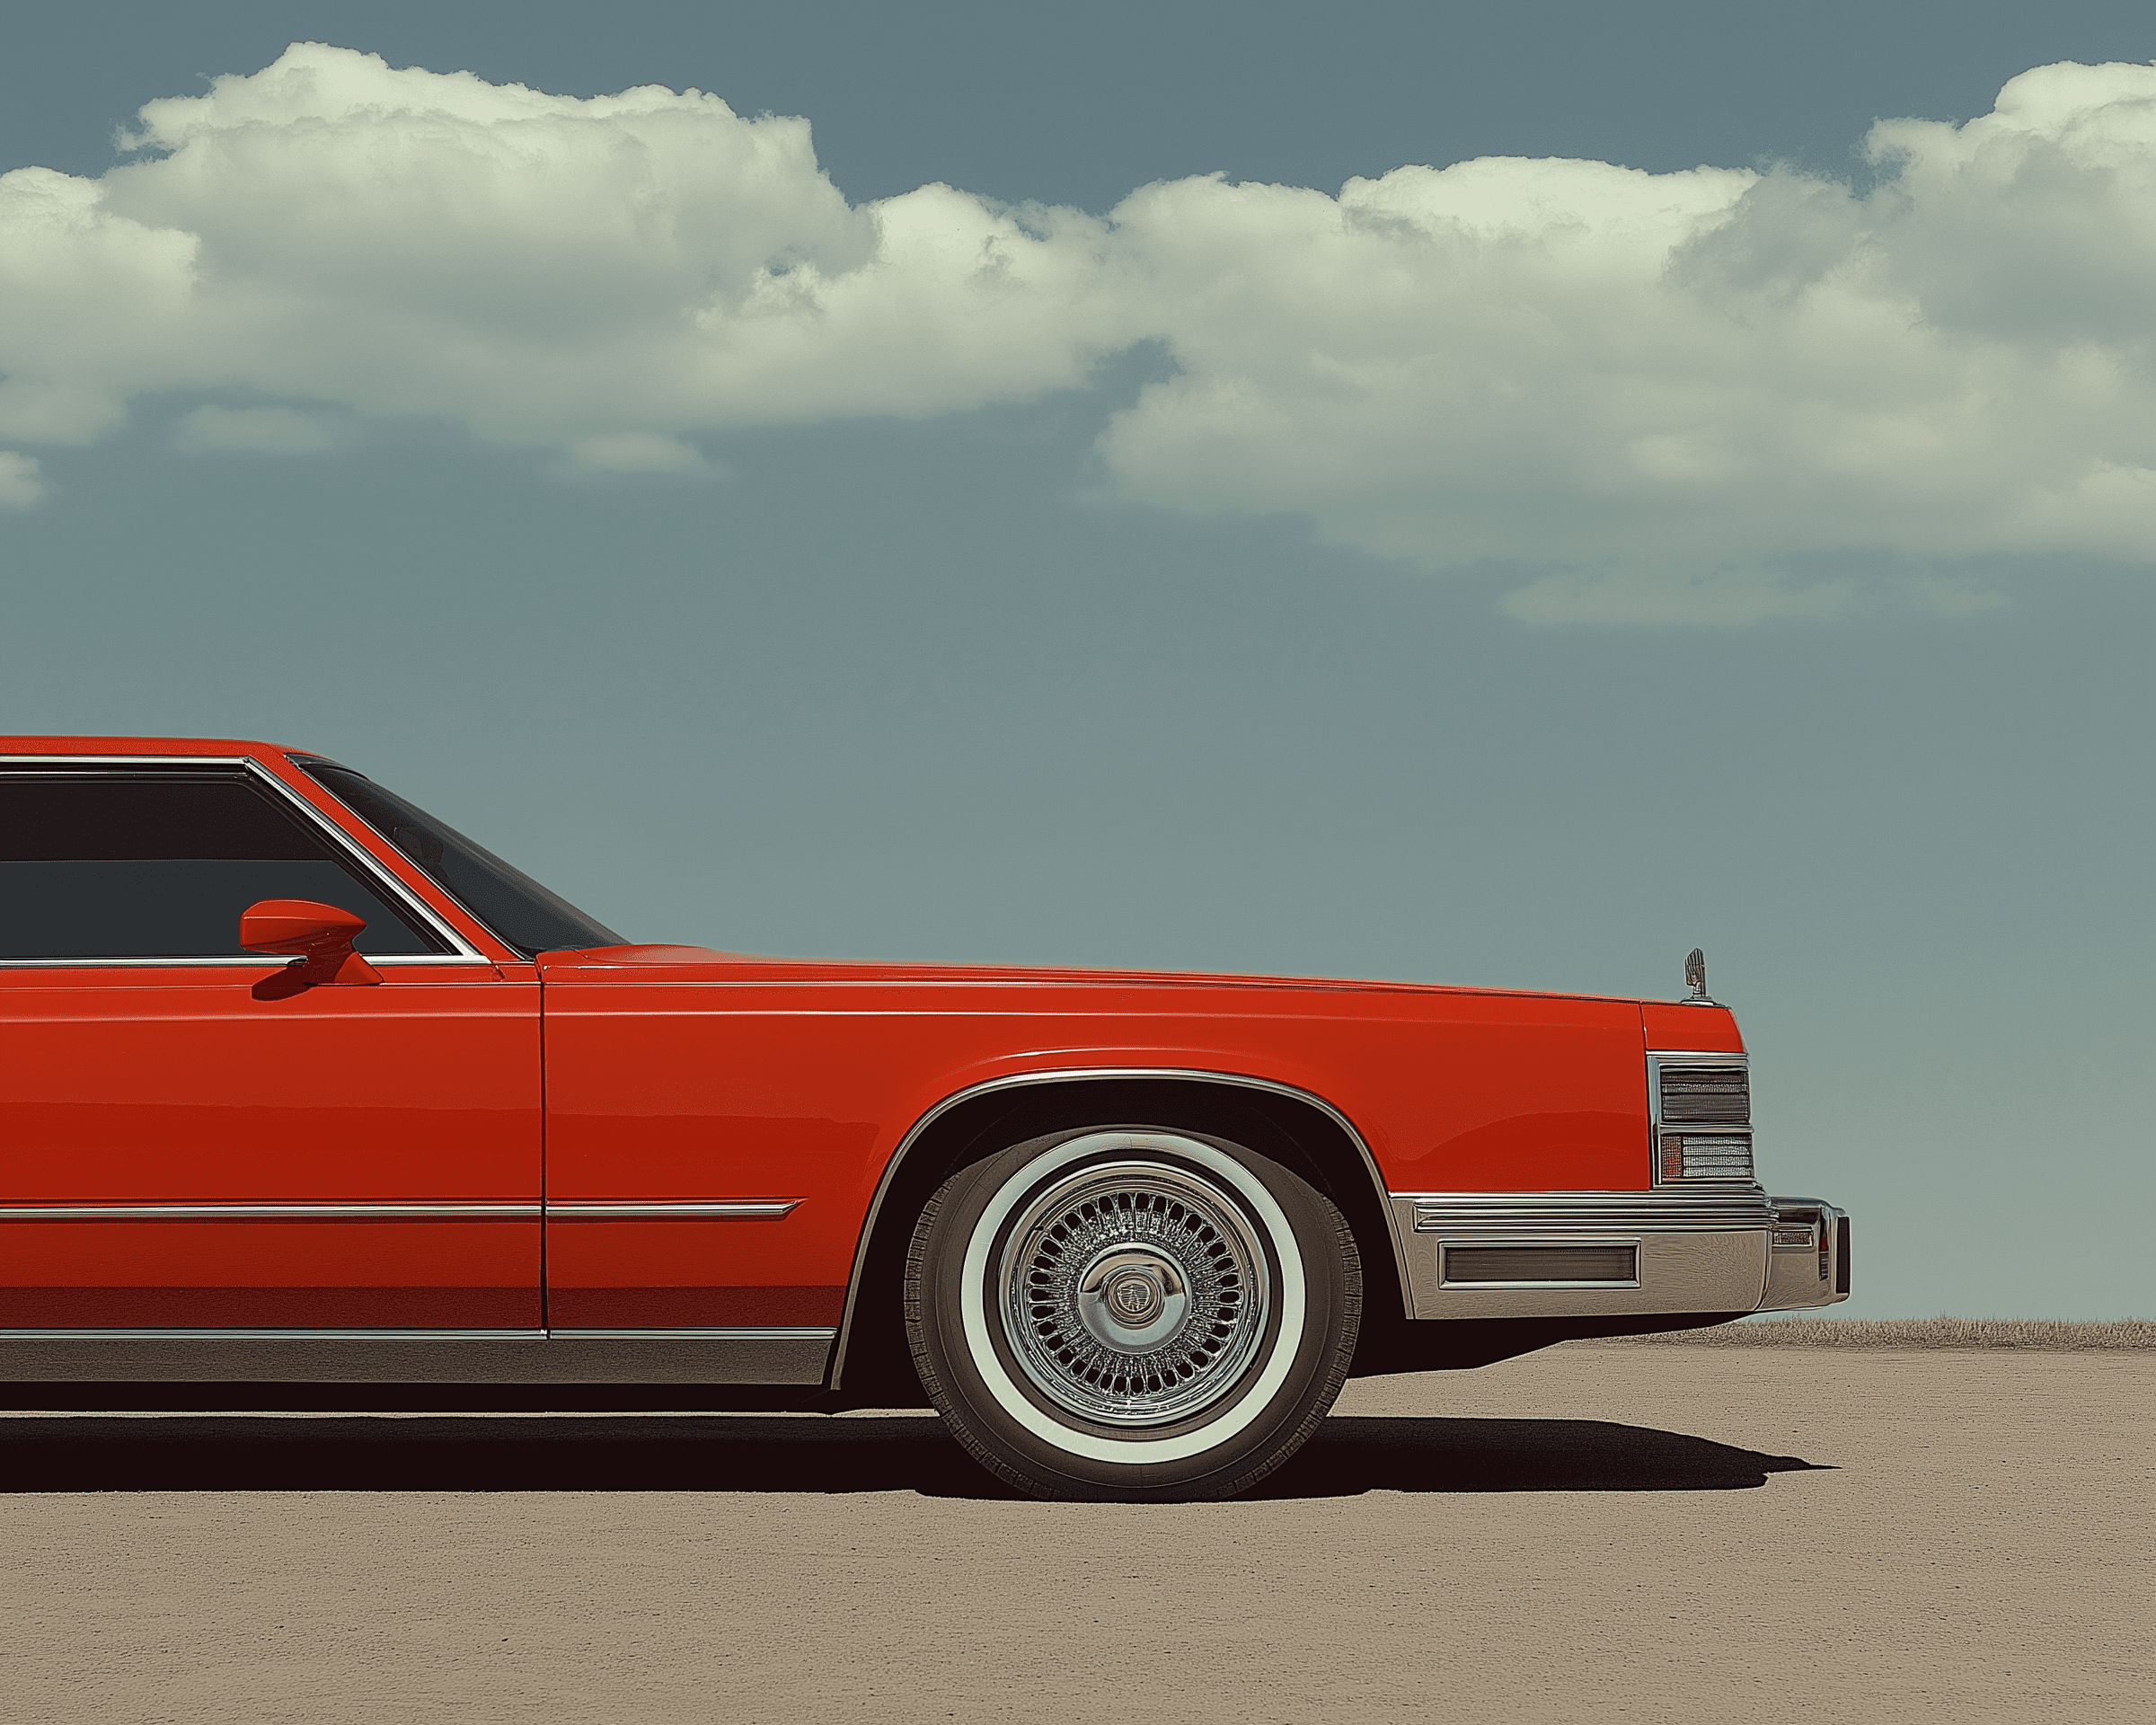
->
1389, 1188, 1848, 1320
1409, 1190, 1776, 1233
1759, 1197, 1852, 1312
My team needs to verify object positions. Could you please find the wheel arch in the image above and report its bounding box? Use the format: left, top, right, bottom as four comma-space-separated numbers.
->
826, 1067, 1411, 1403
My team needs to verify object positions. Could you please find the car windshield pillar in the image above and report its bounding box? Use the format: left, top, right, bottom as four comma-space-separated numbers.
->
294, 760, 623, 959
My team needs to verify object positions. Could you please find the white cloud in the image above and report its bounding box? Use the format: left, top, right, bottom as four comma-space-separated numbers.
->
0, 451, 44, 509
175, 404, 340, 453
1090, 79, 2156, 614
3, 45, 2156, 619
563, 431, 710, 474
0, 45, 1117, 450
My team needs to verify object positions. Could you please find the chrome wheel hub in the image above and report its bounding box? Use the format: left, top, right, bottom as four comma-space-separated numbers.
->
1078, 1248, 1188, 1350
998, 1159, 1270, 1427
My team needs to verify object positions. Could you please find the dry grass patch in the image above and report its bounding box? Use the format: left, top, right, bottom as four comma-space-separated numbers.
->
1604, 1317, 2156, 1351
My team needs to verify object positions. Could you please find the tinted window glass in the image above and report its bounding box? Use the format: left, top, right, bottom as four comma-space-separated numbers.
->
0, 770, 447, 960
297, 763, 622, 959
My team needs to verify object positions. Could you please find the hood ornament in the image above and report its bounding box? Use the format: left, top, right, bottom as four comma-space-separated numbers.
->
1683, 947, 1716, 1004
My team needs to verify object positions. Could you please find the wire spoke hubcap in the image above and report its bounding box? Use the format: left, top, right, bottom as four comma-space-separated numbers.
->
998, 1159, 1271, 1427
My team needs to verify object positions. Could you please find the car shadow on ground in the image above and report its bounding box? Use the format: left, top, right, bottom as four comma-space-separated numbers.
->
0, 1412, 1827, 1499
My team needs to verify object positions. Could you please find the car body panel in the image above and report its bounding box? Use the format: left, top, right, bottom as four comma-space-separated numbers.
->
0, 734, 1845, 1402
0, 960, 541, 1327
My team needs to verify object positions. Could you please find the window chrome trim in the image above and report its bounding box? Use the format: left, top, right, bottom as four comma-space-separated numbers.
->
545, 1201, 802, 1220
0, 752, 491, 966
287, 754, 623, 961
0, 1203, 540, 1221
828, 1064, 1412, 1393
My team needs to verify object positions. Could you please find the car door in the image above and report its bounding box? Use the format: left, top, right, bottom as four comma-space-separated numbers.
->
0, 755, 541, 1331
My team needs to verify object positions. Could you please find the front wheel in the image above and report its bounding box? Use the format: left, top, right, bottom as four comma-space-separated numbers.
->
905, 1128, 1361, 1500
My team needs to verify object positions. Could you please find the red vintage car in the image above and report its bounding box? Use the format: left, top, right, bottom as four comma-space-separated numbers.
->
0, 737, 1849, 1498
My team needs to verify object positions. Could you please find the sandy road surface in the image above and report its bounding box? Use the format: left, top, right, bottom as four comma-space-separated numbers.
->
2, 1343, 2147, 1723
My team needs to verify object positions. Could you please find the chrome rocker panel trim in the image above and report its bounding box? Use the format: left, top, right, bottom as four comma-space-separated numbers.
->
0, 1326, 838, 1385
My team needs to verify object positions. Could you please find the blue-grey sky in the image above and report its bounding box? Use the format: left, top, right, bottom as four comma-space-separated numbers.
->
4, 3, 2152, 1319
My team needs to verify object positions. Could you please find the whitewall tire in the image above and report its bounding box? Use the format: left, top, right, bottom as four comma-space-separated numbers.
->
905, 1128, 1362, 1500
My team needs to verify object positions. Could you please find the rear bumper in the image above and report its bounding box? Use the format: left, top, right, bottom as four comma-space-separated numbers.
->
1387, 1190, 1851, 1320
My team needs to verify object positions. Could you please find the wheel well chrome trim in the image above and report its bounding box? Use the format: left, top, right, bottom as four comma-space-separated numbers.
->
828, 1066, 1412, 1391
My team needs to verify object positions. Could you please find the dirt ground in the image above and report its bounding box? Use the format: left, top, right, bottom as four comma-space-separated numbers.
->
2, 1342, 2147, 1724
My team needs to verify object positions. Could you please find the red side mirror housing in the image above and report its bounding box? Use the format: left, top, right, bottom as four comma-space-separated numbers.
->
240, 899, 382, 986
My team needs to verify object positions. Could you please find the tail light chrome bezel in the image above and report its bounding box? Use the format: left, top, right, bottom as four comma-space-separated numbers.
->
1648, 1051, 1756, 1186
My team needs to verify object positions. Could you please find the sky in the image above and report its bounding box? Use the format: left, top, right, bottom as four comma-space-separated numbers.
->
3, 2, 2152, 1319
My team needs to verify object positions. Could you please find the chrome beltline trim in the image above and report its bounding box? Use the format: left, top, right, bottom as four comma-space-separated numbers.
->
830, 1065, 1412, 1392
546, 1201, 802, 1219
1405, 1189, 1776, 1233
0, 954, 489, 969
0, 1203, 541, 1221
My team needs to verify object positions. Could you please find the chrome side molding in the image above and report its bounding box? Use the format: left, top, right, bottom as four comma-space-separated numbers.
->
546, 1201, 802, 1219
0, 1201, 804, 1222
0, 1203, 543, 1222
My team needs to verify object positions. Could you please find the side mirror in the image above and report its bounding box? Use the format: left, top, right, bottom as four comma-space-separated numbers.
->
240, 899, 383, 987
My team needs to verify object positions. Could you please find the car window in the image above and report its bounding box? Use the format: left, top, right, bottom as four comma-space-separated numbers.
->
296, 762, 622, 959
0, 768, 449, 960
